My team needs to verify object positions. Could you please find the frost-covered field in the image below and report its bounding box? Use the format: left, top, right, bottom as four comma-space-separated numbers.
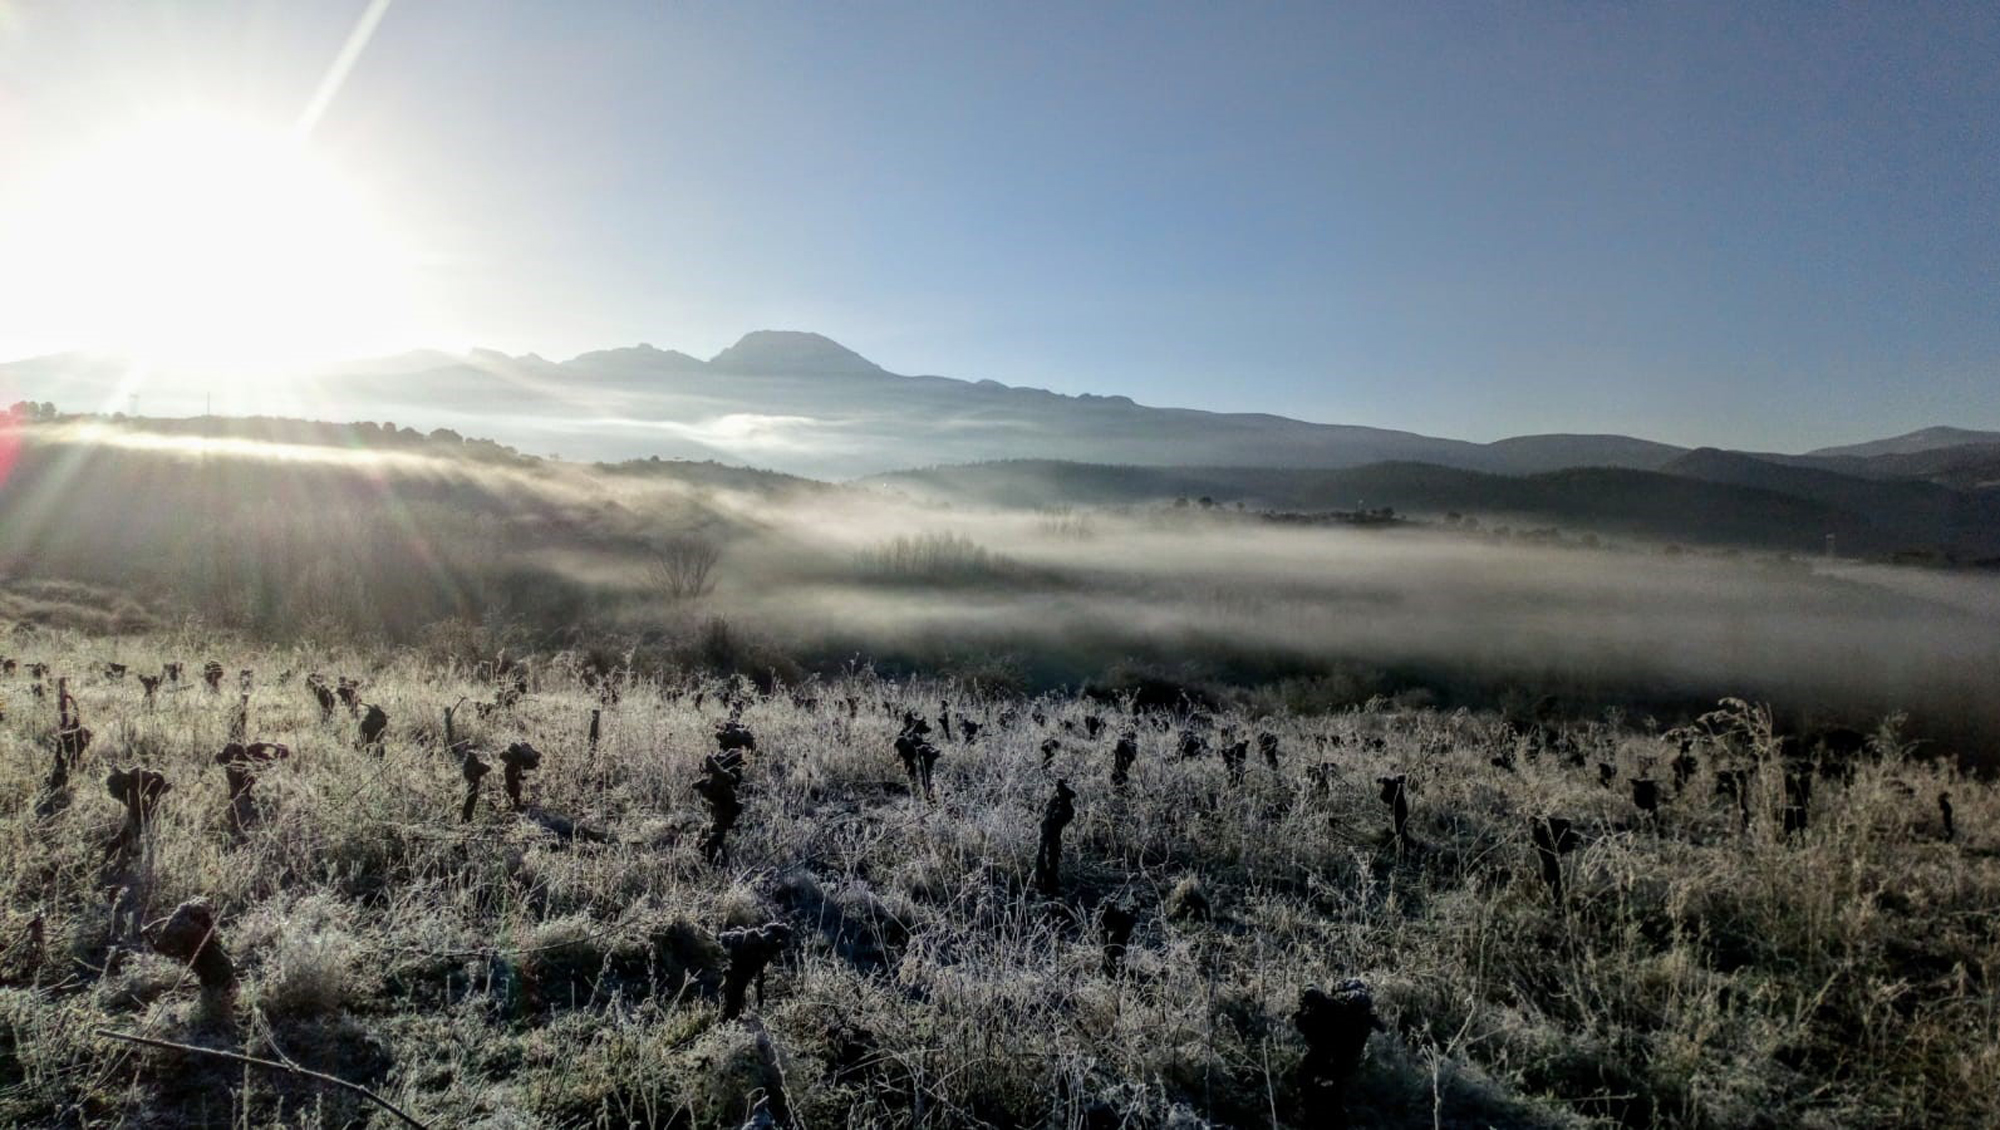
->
0, 629, 1995, 1128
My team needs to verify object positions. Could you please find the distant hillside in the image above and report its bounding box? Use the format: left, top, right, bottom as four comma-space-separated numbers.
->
1662, 449, 2000, 549
0, 414, 817, 636
1775, 442, 2000, 490
6, 333, 1995, 484
563, 343, 711, 374
1478, 433, 1688, 473
870, 458, 2000, 558
0, 335, 1698, 478
1806, 426, 2000, 458
1862, 443, 2000, 490
594, 453, 831, 495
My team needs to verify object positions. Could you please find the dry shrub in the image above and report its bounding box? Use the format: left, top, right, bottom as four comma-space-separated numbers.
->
240, 893, 364, 1021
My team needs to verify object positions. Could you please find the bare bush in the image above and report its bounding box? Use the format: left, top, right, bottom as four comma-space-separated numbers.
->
649, 533, 723, 601
854, 531, 1018, 585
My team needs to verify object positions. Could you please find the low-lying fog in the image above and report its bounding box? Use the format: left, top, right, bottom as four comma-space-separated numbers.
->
694, 492, 2000, 748
6, 422, 1997, 753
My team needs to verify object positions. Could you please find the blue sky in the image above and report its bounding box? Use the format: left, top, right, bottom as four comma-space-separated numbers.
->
2, 1, 1995, 450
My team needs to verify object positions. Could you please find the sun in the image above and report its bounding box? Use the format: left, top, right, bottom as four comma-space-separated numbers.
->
0, 112, 428, 376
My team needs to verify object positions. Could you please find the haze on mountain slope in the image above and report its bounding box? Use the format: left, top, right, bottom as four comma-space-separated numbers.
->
7, 330, 1992, 490
10, 330, 1991, 480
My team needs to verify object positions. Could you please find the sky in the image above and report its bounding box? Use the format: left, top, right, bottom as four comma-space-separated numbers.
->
0, 1, 1995, 451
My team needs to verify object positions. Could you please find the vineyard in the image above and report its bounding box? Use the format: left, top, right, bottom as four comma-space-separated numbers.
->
0, 628, 1994, 1128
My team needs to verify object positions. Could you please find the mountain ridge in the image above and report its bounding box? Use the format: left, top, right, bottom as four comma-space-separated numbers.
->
1806, 426, 2000, 459
5, 331, 1996, 479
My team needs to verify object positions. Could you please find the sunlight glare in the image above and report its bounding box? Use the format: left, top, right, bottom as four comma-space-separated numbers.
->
0, 113, 427, 376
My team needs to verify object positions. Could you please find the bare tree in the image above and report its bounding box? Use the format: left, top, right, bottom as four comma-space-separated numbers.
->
649, 534, 722, 601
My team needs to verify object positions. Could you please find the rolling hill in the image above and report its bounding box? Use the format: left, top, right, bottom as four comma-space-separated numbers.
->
1805, 426, 2000, 458
1661, 449, 2000, 549
1770, 442, 2000, 490
870, 456, 2000, 559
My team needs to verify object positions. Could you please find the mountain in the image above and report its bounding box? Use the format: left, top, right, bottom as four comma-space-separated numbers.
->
708, 330, 883, 375
2, 332, 1992, 484
0, 334, 1693, 476
9, 329, 1998, 558
327, 334, 1706, 477
1806, 426, 2000, 459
